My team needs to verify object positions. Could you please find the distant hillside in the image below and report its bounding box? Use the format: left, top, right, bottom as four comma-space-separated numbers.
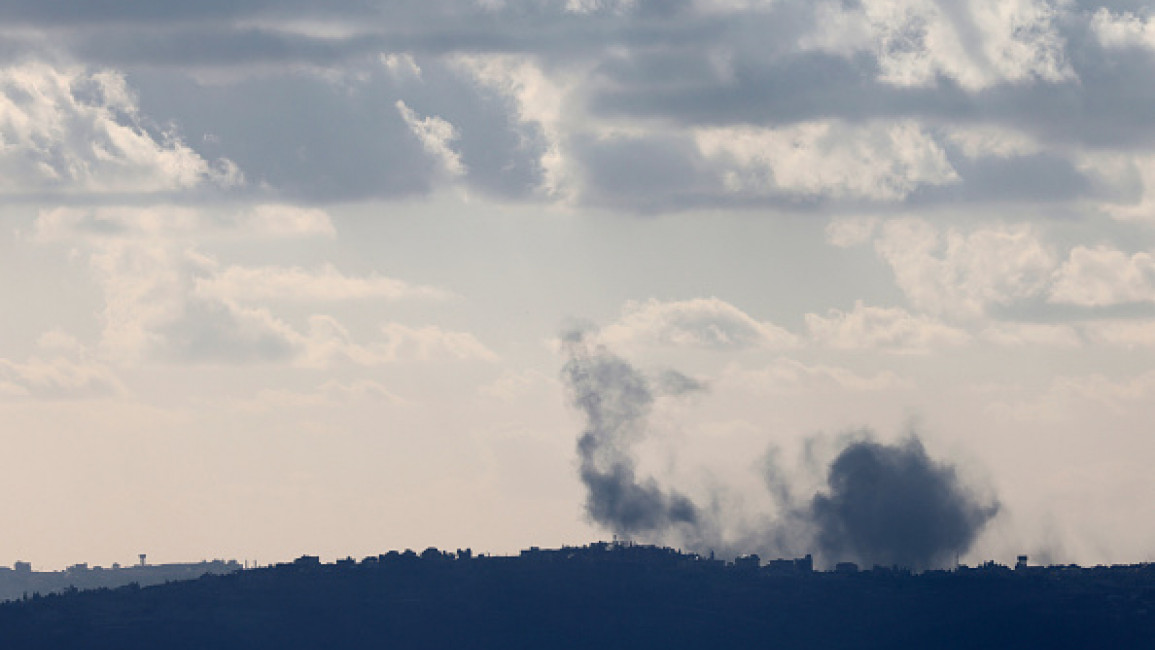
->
0, 543, 1152, 649
0, 560, 241, 603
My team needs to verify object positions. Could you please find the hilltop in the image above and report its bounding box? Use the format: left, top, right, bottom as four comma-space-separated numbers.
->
0, 542, 1153, 649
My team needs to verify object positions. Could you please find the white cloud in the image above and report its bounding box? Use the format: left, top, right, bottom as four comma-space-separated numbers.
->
825, 216, 880, 248
456, 54, 574, 198
236, 379, 407, 413
1081, 320, 1155, 349
601, 297, 798, 349
477, 368, 559, 403
236, 205, 336, 238
381, 53, 423, 80
0, 353, 122, 400
0, 61, 238, 195
803, 0, 1073, 91
872, 218, 1057, 318
1084, 152, 1155, 223
375, 323, 499, 362
395, 100, 465, 177
33, 205, 481, 367
994, 370, 1155, 421
806, 300, 970, 352
295, 318, 499, 367
195, 264, 449, 303
695, 120, 958, 201
1091, 8, 1155, 51
35, 328, 87, 355
33, 204, 335, 242
979, 322, 1081, 348
944, 124, 1041, 159
564, 0, 638, 14
1050, 245, 1155, 307
720, 358, 911, 394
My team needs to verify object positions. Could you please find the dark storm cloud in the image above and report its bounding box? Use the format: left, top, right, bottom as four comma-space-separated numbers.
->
561, 330, 700, 538
809, 435, 999, 570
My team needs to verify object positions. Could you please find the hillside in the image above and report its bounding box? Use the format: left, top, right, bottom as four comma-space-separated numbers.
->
1, 543, 1152, 649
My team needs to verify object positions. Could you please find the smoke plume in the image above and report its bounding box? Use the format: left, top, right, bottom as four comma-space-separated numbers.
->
809, 436, 999, 570
561, 331, 699, 538
561, 333, 999, 569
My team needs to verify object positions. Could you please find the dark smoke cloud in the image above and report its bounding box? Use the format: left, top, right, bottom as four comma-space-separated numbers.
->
561, 335, 999, 567
809, 435, 999, 570
561, 331, 699, 538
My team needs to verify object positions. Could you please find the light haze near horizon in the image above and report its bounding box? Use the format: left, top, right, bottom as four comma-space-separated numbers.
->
2, 0, 1155, 570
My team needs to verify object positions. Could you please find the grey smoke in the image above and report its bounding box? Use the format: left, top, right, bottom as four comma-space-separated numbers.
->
656, 369, 706, 396
562, 331, 699, 537
809, 435, 1000, 570
561, 334, 999, 567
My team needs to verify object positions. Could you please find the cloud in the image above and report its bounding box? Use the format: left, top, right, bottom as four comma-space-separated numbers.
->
0, 61, 238, 196
944, 124, 1042, 160
33, 204, 334, 242
376, 323, 499, 362
1091, 8, 1155, 51
872, 218, 1057, 318
722, 359, 911, 394
455, 53, 573, 198
991, 369, 1155, 420
477, 368, 559, 404
804, 0, 1073, 91
0, 355, 122, 400
979, 322, 1082, 348
234, 204, 335, 238
395, 99, 465, 177
841, 218, 1155, 327
1050, 245, 1155, 307
825, 217, 880, 248
1081, 319, 1155, 349
695, 120, 958, 202
194, 264, 449, 303
0, 2, 1140, 210
235, 379, 407, 413
600, 297, 798, 349
381, 52, 422, 80
33, 205, 487, 367
297, 318, 500, 367
806, 301, 970, 353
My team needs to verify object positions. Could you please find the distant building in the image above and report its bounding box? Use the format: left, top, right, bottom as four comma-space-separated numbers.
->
834, 562, 859, 574
733, 554, 760, 570
765, 554, 813, 575
1015, 555, 1029, 571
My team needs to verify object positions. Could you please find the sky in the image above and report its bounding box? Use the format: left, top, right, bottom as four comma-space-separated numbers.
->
3, 0, 1155, 570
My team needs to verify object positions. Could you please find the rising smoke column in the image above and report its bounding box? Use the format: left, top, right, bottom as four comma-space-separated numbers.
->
561, 331, 699, 538
808, 435, 999, 570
